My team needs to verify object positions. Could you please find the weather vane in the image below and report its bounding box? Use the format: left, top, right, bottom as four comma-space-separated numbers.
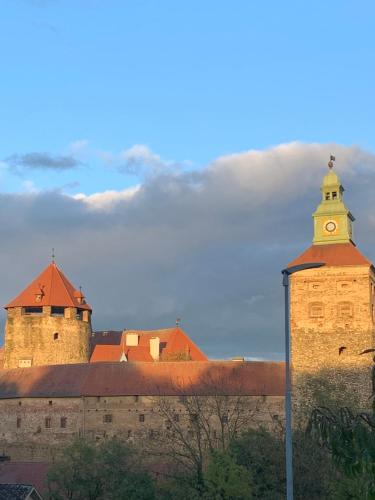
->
328, 155, 335, 169
52, 248, 55, 263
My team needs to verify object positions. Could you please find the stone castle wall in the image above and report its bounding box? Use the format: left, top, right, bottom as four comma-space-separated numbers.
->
290, 265, 375, 408
0, 394, 284, 462
4, 306, 91, 369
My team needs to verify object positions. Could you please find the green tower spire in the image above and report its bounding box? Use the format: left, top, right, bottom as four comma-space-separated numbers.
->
312, 156, 355, 245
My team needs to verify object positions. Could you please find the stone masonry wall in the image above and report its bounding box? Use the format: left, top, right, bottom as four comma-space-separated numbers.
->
0, 395, 285, 462
4, 307, 91, 369
290, 265, 375, 409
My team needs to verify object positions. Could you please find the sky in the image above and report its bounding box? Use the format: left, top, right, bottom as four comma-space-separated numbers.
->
0, 1, 375, 359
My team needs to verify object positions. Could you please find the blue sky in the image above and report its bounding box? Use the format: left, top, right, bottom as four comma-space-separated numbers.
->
1, 1, 375, 359
1, 1, 375, 194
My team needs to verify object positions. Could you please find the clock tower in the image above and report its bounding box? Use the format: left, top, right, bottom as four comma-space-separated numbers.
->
288, 157, 375, 412
312, 157, 354, 245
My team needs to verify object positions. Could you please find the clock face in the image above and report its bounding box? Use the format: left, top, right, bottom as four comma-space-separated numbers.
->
324, 220, 337, 233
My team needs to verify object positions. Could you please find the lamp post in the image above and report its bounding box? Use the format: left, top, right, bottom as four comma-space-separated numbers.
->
281, 262, 325, 500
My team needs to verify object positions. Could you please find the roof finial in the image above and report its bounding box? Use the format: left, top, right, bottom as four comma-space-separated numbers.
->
51, 248, 55, 264
328, 155, 335, 170
176, 317, 181, 327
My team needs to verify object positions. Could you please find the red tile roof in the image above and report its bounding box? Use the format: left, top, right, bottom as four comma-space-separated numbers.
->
90, 328, 208, 362
0, 361, 285, 397
288, 242, 372, 268
5, 263, 91, 311
0, 462, 49, 495
90, 344, 154, 363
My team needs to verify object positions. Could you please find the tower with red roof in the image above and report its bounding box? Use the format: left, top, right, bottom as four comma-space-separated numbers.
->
288, 158, 375, 406
3, 262, 92, 369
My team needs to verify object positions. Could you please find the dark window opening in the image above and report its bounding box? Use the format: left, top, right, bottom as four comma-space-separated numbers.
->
190, 413, 198, 424
103, 414, 113, 423
53, 333, 59, 341
60, 417, 67, 428
24, 307, 43, 315
76, 309, 84, 320
139, 414, 145, 423
49, 401, 52, 406
221, 415, 228, 424
16, 417, 21, 428
45, 417, 51, 428
332, 191, 337, 200
325, 192, 330, 200
18, 401, 21, 406
51, 306, 65, 316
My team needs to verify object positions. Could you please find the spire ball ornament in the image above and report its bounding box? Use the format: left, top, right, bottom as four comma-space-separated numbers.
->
328, 155, 335, 169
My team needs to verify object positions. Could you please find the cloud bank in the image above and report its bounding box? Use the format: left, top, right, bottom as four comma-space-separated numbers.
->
1, 142, 375, 359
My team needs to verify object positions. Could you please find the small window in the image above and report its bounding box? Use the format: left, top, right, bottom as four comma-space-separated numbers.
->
139, 414, 145, 423
45, 417, 51, 428
338, 302, 353, 318
18, 401, 22, 406
49, 401, 52, 406
103, 414, 113, 423
53, 333, 59, 341
325, 192, 330, 200
76, 309, 84, 320
16, 417, 21, 428
309, 302, 324, 318
60, 417, 67, 428
51, 306, 65, 316
332, 191, 337, 200
24, 307, 43, 315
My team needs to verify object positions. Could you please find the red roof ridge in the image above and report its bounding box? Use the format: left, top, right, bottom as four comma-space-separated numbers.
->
0, 360, 285, 397
288, 242, 372, 268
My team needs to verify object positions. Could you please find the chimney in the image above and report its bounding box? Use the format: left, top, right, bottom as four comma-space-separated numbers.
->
126, 333, 139, 346
149, 337, 160, 361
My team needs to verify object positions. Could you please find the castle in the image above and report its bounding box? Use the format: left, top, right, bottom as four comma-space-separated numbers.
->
0, 159, 373, 462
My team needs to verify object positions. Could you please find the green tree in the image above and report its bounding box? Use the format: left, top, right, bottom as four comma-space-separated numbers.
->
46, 437, 155, 500
309, 406, 375, 499
204, 450, 252, 500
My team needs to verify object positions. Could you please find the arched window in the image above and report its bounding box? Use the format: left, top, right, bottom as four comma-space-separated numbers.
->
338, 302, 353, 318
53, 332, 59, 340
309, 302, 324, 318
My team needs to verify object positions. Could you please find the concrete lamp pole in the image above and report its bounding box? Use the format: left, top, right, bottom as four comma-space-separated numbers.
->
281, 262, 325, 500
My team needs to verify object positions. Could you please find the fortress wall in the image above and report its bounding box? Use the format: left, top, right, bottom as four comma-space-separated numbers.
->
0, 395, 285, 462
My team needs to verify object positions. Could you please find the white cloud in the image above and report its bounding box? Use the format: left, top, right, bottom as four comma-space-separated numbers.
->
67, 139, 90, 156
73, 185, 140, 211
1, 142, 375, 360
99, 143, 190, 177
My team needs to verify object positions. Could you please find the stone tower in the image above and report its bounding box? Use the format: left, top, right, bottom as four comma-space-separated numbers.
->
288, 159, 375, 408
3, 262, 92, 369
